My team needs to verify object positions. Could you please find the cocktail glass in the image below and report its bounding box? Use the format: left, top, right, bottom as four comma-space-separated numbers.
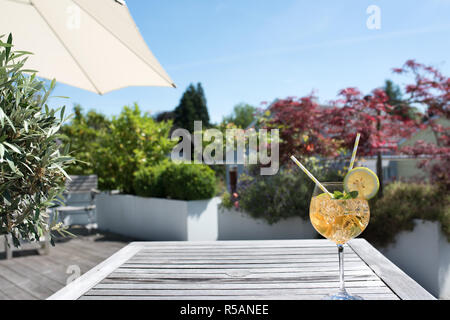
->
310, 182, 370, 300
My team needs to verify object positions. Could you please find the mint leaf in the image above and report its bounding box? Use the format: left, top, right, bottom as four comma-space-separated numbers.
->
333, 190, 359, 199
349, 191, 359, 199
333, 191, 344, 199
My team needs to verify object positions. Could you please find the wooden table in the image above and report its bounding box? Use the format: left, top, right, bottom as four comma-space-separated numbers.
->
48, 239, 435, 300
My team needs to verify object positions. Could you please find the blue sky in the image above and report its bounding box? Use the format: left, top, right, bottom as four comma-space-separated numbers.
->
48, 0, 450, 124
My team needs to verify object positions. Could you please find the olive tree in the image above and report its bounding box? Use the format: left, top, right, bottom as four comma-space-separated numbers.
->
0, 34, 74, 247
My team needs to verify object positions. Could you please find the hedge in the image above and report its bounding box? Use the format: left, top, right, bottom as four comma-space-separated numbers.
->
134, 161, 216, 201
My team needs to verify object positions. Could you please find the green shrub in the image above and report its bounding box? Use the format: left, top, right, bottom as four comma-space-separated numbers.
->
100, 105, 176, 194
0, 35, 74, 246
61, 104, 175, 194
240, 171, 311, 223
133, 160, 169, 198
365, 182, 449, 247
161, 162, 216, 200
134, 161, 217, 201
220, 191, 233, 209
60, 105, 109, 175
224, 158, 343, 224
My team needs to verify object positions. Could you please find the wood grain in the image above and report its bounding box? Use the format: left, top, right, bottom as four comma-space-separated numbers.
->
348, 238, 435, 300
46, 239, 435, 300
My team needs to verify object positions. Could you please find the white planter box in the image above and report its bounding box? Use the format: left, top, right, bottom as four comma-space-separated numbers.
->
97, 194, 220, 241
97, 194, 316, 242
218, 208, 316, 240
379, 219, 450, 300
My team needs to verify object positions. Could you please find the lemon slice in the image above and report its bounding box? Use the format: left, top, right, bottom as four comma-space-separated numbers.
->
344, 167, 379, 200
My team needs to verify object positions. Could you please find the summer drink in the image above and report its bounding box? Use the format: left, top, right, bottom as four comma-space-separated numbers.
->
290, 134, 380, 300
309, 166, 378, 245
310, 194, 370, 244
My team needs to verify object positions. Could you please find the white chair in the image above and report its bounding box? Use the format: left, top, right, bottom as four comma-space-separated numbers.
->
53, 175, 100, 228
2, 175, 99, 259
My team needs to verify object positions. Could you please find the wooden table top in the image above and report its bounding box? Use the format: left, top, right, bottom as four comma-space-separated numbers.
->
48, 239, 435, 300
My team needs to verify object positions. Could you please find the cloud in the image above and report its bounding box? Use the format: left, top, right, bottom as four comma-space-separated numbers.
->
166, 24, 450, 71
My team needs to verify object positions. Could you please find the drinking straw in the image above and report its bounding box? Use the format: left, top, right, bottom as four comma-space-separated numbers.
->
348, 133, 361, 172
290, 155, 333, 198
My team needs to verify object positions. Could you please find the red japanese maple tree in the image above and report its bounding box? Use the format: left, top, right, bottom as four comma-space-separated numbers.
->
394, 60, 450, 190
323, 87, 422, 197
258, 60, 448, 196
261, 94, 338, 165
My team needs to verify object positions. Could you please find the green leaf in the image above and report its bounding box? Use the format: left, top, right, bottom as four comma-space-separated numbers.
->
53, 163, 70, 180
5, 34, 12, 60
6, 158, 23, 176
2, 190, 12, 206
332, 191, 344, 199
20, 161, 34, 174
60, 105, 65, 121
0, 42, 13, 48
14, 50, 33, 55
63, 142, 70, 155
349, 191, 359, 199
3, 141, 21, 154
339, 191, 359, 199
2, 112, 16, 133
46, 124, 61, 137
0, 143, 4, 161
0, 107, 5, 127
54, 156, 74, 163
9, 52, 31, 61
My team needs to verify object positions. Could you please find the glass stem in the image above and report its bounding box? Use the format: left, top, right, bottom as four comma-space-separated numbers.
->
338, 244, 346, 293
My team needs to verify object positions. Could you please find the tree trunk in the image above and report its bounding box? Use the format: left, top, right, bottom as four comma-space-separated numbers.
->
376, 151, 383, 198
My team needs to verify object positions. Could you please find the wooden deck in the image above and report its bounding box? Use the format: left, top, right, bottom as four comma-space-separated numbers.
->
0, 227, 131, 300
49, 239, 435, 300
